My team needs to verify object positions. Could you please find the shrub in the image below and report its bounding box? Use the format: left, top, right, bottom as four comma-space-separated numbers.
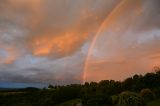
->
111, 95, 119, 105
154, 88, 160, 98
140, 88, 155, 102
84, 94, 113, 106
117, 91, 145, 106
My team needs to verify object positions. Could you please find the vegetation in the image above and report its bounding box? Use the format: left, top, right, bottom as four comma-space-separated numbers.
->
57, 99, 81, 106
0, 69, 160, 106
140, 88, 155, 102
147, 99, 160, 106
117, 91, 145, 106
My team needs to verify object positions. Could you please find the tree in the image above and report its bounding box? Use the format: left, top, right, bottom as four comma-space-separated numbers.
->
132, 74, 143, 91
143, 73, 157, 88
48, 84, 54, 89
122, 77, 133, 91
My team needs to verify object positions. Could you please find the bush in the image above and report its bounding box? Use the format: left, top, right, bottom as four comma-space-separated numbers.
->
154, 88, 160, 98
111, 95, 119, 105
117, 91, 145, 106
140, 88, 155, 102
83, 94, 113, 106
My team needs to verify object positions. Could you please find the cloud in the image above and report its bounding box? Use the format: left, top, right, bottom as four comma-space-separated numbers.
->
0, 0, 159, 84
0, 0, 119, 58
0, 0, 120, 84
0, 51, 85, 84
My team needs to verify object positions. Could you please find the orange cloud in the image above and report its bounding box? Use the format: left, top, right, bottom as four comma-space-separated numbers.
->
31, 32, 88, 57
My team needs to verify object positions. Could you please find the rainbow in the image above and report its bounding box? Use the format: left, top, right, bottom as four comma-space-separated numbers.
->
83, 0, 127, 83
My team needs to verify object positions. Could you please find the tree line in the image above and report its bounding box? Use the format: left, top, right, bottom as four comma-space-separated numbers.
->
47, 68, 160, 106
0, 68, 160, 106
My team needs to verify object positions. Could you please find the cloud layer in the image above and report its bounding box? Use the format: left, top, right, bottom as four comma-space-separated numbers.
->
0, 0, 160, 84
0, 0, 118, 84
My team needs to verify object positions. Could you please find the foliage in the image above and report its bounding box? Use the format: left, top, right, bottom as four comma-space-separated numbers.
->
111, 95, 119, 105
58, 99, 81, 106
154, 88, 160, 98
84, 93, 113, 106
117, 91, 145, 106
140, 88, 155, 102
147, 99, 160, 106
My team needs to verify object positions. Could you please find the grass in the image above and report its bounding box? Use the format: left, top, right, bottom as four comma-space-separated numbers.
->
147, 99, 160, 106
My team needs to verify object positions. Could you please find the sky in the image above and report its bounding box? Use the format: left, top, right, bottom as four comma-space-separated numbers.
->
0, 0, 160, 87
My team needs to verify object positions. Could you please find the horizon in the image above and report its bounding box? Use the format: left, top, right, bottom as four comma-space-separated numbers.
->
0, 0, 160, 88
0, 70, 157, 88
